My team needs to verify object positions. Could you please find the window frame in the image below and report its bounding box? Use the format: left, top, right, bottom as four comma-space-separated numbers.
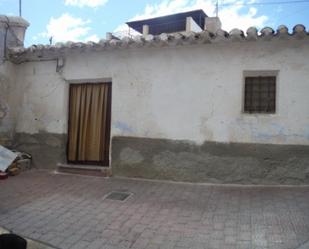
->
242, 70, 279, 115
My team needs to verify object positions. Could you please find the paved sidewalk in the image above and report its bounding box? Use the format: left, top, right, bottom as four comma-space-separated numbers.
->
0, 170, 309, 249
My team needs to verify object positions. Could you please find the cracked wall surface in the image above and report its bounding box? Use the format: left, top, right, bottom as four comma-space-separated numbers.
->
15, 40, 308, 146
1, 38, 309, 183
112, 136, 309, 184
0, 62, 19, 146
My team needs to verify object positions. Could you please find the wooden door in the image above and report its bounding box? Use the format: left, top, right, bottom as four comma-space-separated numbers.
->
67, 83, 111, 166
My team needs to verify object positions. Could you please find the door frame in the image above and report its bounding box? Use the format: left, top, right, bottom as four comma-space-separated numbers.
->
66, 82, 112, 166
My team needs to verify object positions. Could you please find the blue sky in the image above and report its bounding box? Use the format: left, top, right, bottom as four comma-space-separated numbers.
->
0, 0, 308, 46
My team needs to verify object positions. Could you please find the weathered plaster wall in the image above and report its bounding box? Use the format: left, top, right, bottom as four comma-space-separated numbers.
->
11, 60, 68, 167
38, 40, 309, 145
12, 39, 309, 179
13, 132, 67, 169
112, 136, 309, 184
0, 61, 18, 145
0, 16, 29, 146
15, 60, 68, 134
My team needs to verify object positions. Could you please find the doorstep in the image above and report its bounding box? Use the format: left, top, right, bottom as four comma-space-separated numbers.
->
57, 163, 112, 177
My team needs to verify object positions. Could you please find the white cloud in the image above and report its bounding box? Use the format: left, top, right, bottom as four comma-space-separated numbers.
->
115, 0, 268, 35
219, 3, 268, 31
39, 13, 99, 43
131, 0, 214, 21
85, 34, 100, 42
32, 35, 38, 42
64, 0, 108, 8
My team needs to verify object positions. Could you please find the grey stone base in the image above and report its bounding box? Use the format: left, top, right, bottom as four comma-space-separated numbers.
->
13, 133, 67, 169
112, 136, 309, 185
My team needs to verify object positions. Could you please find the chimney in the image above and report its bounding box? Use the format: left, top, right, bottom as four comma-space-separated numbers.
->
0, 15, 29, 61
204, 17, 222, 34
142, 25, 149, 36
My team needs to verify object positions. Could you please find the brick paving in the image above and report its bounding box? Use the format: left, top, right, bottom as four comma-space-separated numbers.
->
0, 170, 309, 249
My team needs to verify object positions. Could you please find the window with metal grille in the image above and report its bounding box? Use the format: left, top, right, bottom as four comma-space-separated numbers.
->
244, 76, 276, 113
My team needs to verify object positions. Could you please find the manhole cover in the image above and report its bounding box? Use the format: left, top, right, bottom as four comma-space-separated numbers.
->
105, 191, 131, 201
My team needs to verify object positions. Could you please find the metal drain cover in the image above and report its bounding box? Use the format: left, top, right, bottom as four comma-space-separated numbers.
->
105, 191, 131, 201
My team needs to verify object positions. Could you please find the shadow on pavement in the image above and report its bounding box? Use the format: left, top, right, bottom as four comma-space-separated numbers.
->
0, 226, 59, 249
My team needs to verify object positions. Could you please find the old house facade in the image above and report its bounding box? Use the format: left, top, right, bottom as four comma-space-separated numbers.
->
0, 12, 309, 184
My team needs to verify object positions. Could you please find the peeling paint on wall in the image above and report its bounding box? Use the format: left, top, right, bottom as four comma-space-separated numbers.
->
3, 41, 309, 146
113, 121, 135, 134
112, 136, 309, 184
0, 64, 17, 145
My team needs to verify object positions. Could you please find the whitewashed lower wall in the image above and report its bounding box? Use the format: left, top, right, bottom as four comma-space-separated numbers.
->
14, 39, 309, 145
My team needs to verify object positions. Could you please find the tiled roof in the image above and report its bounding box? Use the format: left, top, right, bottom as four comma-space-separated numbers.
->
9, 24, 308, 64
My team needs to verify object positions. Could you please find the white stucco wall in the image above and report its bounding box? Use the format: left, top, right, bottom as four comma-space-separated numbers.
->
14, 39, 309, 145
15, 60, 68, 134
0, 61, 19, 143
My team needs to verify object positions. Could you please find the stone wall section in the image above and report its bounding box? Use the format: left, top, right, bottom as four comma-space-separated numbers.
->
112, 136, 309, 184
